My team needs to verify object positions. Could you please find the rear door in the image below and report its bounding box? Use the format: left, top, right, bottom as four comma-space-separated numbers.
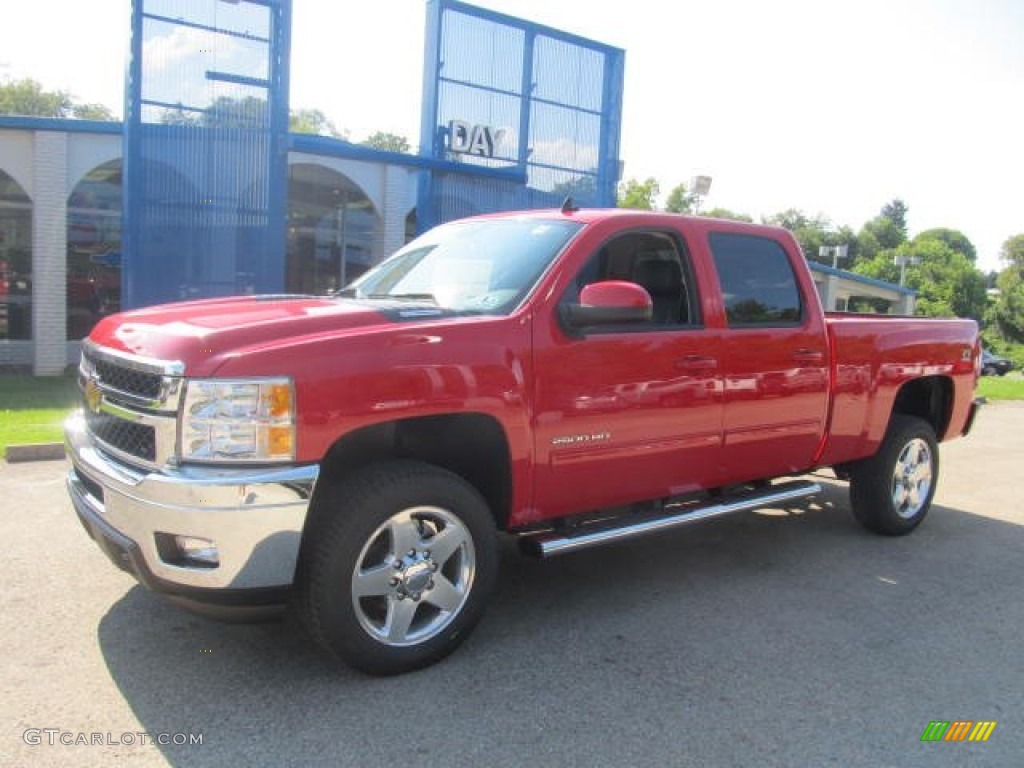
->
706, 231, 830, 483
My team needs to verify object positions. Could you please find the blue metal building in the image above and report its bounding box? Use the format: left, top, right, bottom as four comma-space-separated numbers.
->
0, 0, 625, 372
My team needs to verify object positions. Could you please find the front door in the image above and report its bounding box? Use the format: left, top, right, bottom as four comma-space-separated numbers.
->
531, 228, 724, 520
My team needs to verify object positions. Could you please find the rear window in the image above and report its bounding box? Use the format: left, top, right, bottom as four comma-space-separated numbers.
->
708, 233, 803, 326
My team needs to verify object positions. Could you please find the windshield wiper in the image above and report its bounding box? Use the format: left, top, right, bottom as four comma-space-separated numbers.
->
367, 293, 438, 304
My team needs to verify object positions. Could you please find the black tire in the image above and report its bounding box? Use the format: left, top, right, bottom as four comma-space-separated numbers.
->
982, 365, 996, 376
849, 415, 939, 536
296, 461, 497, 675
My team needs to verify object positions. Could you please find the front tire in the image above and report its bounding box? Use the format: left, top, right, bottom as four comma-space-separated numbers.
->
849, 415, 939, 536
297, 461, 497, 675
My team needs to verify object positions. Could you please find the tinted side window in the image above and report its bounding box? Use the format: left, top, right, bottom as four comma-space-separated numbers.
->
709, 233, 802, 326
564, 230, 700, 327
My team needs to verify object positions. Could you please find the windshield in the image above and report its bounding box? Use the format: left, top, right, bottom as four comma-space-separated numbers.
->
345, 218, 583, 314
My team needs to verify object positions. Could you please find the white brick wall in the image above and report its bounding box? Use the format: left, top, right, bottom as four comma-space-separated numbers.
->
31, 131, 68, 375
381, 164, 415, 259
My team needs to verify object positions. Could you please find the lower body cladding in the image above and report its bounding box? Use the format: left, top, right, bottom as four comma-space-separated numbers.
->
64, 412, 318, 620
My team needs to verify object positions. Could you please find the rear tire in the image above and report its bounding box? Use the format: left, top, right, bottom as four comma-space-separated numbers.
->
849, 415, 938, 536
296, 461, 497, 675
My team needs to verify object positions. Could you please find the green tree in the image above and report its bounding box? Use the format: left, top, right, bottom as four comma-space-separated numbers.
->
858, 199, 909, 258
1000, 234, 1024, 270
159, 107, 197, 126
992, 270, 1024, 342
702, 207, 753, 222
289, 108, 344, 138
617, 177, 659, 210
762, 208, 816, 231
916, 228, 977, 262
552, 174, 597, 202
360, 131, 410, 153
0, 77, 115, 121
71, 103, 115, 121
158, 102, 348, 136
663, 182, 697, 214
0, 78, 70, 117
991, 234, 1024, 342
855, 237, 987, 320
762, 209, 857, 267
881, 199, 909, 238
204, 96, 268, 127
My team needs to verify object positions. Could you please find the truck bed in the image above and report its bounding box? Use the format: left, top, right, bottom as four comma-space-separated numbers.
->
818, 312, 979, 466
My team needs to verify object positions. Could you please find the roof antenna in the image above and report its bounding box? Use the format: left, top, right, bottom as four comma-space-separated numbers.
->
561, 195, 580, 214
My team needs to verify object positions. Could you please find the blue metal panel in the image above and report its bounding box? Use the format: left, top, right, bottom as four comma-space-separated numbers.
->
598, 45, 625, 205
123, 0, 290, 309
417, 0, 444, 233
417, 0, 624, 232
0, 116, 121, 135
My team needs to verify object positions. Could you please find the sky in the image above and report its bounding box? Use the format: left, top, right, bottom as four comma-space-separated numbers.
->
1, 0, 1021, 272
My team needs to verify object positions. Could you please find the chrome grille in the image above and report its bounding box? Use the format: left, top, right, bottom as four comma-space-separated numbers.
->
79, 342, 184, 468
85, 410, 157, 462
90, 355, 163, 400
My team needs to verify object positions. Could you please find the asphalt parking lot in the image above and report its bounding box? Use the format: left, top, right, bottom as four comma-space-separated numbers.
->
3, 403, 1022, 767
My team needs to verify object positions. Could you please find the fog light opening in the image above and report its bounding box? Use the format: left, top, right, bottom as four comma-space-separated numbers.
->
155, 532, 220, 568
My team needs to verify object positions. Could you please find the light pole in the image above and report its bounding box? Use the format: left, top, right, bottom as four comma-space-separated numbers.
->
819, 245, 849, 270
893, 254, 920, 286
690, 175, 712, 215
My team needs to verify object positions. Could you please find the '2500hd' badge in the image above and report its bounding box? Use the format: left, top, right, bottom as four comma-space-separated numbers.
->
551, 432, 611, 446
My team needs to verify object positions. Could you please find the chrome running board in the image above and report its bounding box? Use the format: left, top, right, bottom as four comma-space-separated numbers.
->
520, 480, 821, 558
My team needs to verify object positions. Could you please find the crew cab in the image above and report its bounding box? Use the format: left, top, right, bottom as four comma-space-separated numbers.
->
65, 208, 981, 674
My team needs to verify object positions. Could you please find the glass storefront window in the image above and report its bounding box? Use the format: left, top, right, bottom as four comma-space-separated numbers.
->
286, 164, 380, 295
67, 160, 122, 340
0, 170, 32, 341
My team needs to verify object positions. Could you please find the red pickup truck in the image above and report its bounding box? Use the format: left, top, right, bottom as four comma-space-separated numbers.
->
65, 208, 981, 674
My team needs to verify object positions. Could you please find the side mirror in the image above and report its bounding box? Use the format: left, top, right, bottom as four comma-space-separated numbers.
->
561, 280, 653, 329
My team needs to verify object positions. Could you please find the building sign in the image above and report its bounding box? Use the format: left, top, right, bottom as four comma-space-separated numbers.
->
447, 120, 507, 158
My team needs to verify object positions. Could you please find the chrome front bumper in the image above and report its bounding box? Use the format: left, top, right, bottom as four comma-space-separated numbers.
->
65, 411, 318, 599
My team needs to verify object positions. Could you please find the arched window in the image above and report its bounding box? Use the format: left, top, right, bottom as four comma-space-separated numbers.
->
0, 170, 32, 341
286, 164, 380, 294
67, 160, 122, 339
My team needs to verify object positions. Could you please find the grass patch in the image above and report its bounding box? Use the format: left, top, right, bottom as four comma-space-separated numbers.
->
976, 372, 1024, 401
0, 374, 79, 457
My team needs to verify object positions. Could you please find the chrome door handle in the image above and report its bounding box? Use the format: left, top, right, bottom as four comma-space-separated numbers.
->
792, 349, 824, 364
676, 355, 717, 371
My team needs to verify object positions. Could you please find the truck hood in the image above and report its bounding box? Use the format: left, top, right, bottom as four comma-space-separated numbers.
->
88, 295, 448, 375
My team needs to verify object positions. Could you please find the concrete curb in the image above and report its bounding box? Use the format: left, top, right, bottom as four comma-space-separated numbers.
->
5, 443, 66, 463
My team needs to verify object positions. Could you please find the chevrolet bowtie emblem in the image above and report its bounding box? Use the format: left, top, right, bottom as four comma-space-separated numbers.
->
84, 377, 102, 413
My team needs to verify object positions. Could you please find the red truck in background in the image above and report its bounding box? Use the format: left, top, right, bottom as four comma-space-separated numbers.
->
65, 208, 981, 675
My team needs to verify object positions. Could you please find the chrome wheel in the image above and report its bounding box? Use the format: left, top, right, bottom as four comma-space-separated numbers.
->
351, 505, 476, 647
850, 415, 939, 536
890, 438, 933, 519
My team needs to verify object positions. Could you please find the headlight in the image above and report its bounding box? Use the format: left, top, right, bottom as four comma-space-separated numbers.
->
180, 378, 295, 463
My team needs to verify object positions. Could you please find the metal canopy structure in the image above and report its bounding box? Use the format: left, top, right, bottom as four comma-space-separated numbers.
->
120, 0, 623, 310
417, 0, 625, 231
123, 0, 291, 309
